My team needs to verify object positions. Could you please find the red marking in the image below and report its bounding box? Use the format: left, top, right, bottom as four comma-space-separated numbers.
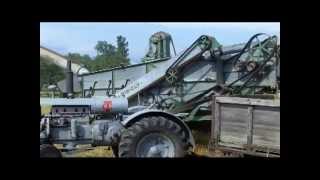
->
103, 100, 112, 112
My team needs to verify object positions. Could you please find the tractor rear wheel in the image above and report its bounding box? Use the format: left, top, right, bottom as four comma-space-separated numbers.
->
40, 144, 62, 158
119, 116, 189, 157
111, 145, 119, 157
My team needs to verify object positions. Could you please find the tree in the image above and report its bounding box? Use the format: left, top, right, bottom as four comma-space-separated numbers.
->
40, 57, 65, 90
116, 35, 129, 58
41, 36, 131, 80
66, 53, 94, 71
93, 53, 130, 70
95, 41, 116, 56
92, 37, 130, 71
67, 53, 92, 62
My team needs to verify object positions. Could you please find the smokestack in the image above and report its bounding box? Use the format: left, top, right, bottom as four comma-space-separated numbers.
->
66, 59, 74, 98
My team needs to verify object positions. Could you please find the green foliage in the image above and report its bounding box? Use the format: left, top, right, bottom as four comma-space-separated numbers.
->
40, 56, 65, 90
84, 35, 130, 71
93, 53, 130, 70
66, 53, 94, 71
40, 35, 131, 90
116, 35, 129, 58
67, 53, 92, 63
95, 41, 117, 56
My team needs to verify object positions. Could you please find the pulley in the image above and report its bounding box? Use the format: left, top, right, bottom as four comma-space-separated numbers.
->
246, 61, 258, 72
165, 68, 178, 85
198, 35, 212, 51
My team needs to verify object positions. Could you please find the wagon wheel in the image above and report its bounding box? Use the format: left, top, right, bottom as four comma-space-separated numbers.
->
165, 68, 178, 85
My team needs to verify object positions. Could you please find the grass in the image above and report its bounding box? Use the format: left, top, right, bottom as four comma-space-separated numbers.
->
74, 146, 114, 157
54, 125, 225, 157
54, 144, 114, 158
53, 123, 223, 158
56, 145, 217, 158
68, 145, 224, 157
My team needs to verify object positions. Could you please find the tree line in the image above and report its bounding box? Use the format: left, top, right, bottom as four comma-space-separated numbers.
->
40, 35, 130, 90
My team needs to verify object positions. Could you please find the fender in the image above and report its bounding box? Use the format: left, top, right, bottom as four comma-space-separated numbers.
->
121, 109, 195, 150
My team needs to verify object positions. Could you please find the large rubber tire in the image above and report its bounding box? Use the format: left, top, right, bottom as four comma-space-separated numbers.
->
40, 144, 62, 158
111, 145, 119, 157
119, 116, 189, 157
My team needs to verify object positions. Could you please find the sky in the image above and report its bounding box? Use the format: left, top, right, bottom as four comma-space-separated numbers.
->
40, 22, 280, 64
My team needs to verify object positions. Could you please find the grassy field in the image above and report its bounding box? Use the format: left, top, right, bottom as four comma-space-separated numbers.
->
72, 146, 114, 157
57, 145, 222, 158
55, 130, 224, 158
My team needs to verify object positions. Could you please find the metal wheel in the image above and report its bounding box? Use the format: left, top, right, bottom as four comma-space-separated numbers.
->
111, 145, 119, 157
118, 116, 189, 158
198, 35, 211, 51
40, 144, 62, 158
246, 34, 274, 63
136, 133, 175, 157
165, 68, 178, 84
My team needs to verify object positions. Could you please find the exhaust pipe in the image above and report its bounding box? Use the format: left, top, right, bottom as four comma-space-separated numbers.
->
66, 59, 74, 98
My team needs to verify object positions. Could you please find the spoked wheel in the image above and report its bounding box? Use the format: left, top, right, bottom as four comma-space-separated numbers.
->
165, 68, 178, 85
119, 116, 189, 158
245, 34, 277, 64
40, 144, 62, 158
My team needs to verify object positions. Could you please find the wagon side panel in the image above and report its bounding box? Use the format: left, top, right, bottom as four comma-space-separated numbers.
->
252, 106, 280, 152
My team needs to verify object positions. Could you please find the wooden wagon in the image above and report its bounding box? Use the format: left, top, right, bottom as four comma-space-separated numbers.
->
210, 96, 280, 157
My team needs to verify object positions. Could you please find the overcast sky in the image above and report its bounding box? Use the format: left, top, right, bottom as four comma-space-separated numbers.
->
40, 22, 280, 64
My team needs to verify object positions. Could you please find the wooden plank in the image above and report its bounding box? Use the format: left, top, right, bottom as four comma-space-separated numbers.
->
213, 96, 280, 155
211, 95, 216, 144
253, 106, 280, 149
247, 106, 254, 151
214, 99, 221, 147
217, 146, 280, 157
219, 104, 248, 147
216, 97, 280, 107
